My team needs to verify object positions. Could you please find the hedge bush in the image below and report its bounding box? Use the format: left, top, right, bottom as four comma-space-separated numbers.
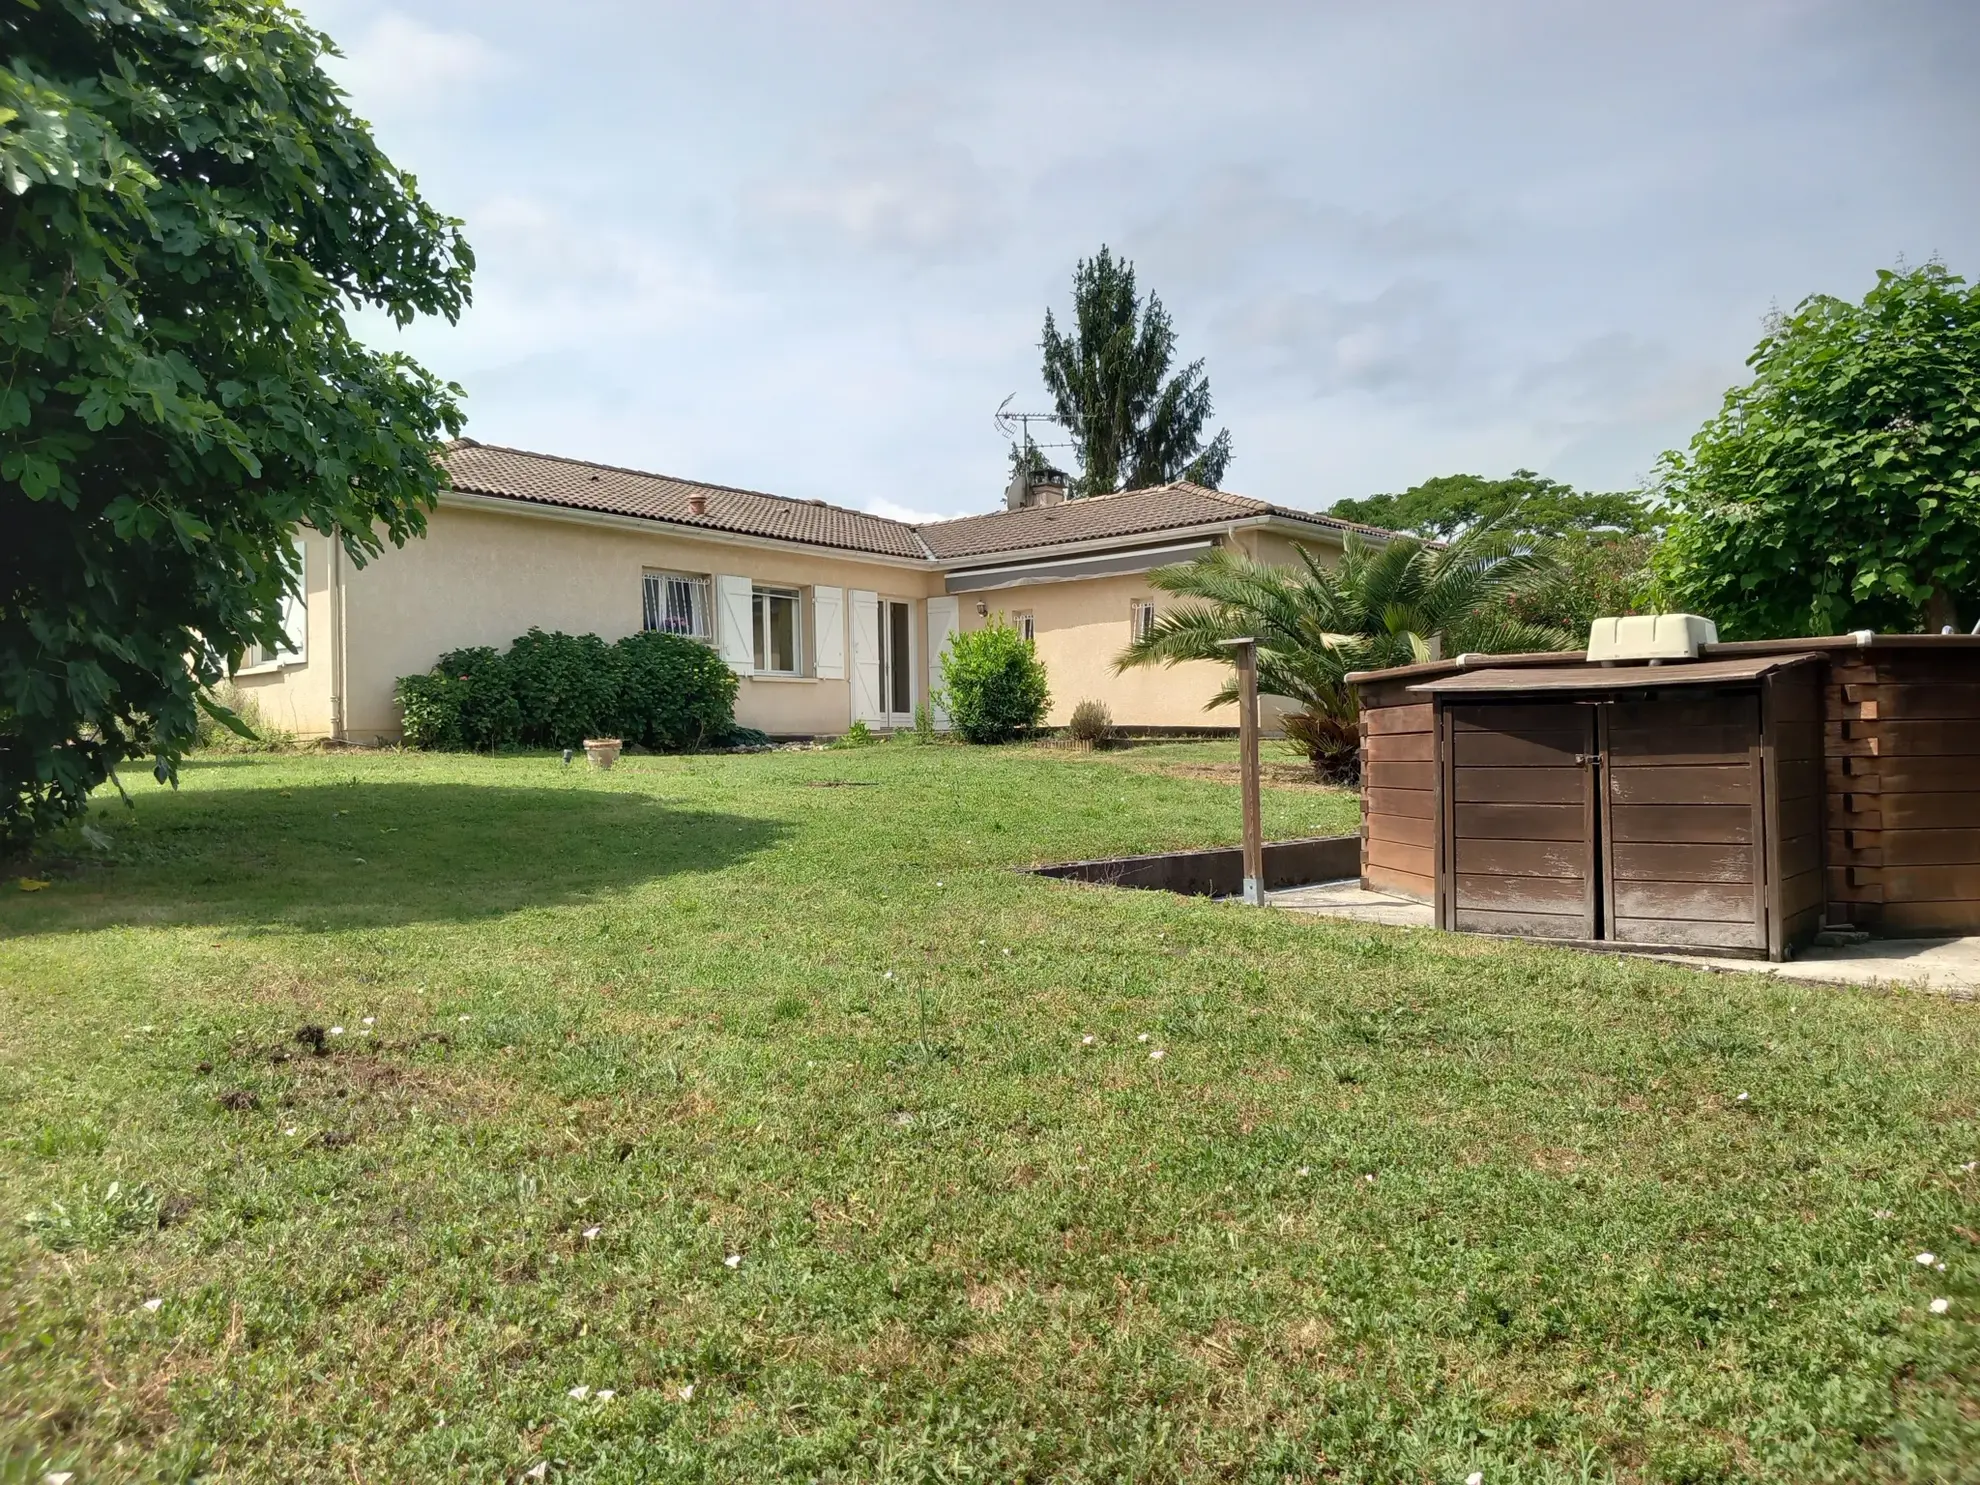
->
614, 629, 742, 751
395, 628, 739, 752
937, 619, 1050, 744
507, 629, 620, 749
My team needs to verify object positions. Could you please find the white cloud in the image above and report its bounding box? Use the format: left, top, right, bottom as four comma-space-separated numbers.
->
326, 13, 508, 115
1218, 280, 1465, 397
743, 96, 1005, 263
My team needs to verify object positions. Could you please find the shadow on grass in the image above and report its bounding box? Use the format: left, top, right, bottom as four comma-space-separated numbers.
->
7, 781, 787, 932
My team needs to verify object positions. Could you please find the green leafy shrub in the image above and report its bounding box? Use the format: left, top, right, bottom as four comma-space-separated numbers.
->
834, 720, 877, 748
395, 630, 739, 753
193, 681, 295, 754
396, 647, 520, 751
938, 620, 1050, 744
614, 630, 740, 751
506, 630, 620, 749
1066, 698, 1113, 747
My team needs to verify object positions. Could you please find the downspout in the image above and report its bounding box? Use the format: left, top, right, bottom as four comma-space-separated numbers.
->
329, 538, 346, 743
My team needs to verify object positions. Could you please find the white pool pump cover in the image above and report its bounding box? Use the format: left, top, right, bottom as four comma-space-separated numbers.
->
1585, 613, 1719, 662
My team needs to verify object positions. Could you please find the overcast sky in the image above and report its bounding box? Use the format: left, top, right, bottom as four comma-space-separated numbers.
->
304, 0, 1980, 523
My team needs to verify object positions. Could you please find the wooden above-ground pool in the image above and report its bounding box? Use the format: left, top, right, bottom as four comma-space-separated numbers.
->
1350, 634, 1980, 959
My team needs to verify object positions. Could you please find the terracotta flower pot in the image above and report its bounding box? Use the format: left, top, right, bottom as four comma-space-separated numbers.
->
582, 738, 623, 770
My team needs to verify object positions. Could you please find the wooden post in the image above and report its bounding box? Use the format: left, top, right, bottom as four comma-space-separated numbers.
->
1221, 637, 1265, 905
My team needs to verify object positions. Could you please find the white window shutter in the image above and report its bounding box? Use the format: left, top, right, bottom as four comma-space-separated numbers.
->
849, 589, 881, 724
279, 543, 307, 663
716, 575, 755, 671
925, 596, 959, 729
813, 585, 845, 679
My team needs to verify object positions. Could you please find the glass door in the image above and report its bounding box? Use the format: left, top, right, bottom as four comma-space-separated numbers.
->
878, 600, 914, 728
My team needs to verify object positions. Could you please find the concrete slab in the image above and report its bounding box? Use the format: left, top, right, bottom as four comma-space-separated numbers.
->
1267, 879, 1980, 997
1667, 938, 1980, 997
1266, 880, 1435, 928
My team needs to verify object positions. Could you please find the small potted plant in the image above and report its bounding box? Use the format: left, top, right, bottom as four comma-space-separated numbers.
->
582, 737, 623, 770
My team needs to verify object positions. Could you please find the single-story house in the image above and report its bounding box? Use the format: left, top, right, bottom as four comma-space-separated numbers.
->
237, 439, 1390, 742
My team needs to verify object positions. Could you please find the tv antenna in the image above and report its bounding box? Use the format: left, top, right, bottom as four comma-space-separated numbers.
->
994, 394, 1076, 459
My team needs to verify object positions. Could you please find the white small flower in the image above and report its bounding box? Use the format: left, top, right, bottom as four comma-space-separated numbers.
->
595, 1388, 615, 1401
935, 881, 944, 887
1467, 1473, 1485, 1485
977, 939, 986, 946
724, 1253, 742, 1268
1081, 1034, 1095, 1046
1917, 1252, 1938, 1266
1137, 1033, 1150, 1043
139, 1025, 156, 1033
361, 1016, 375, 1026
1735, 1092, 1748, 1102
1938, 1262, 1948, 1272
1873, 1209, 1893, 1219
568, 1384, 590, 1400
46, 1474, 78, 1485
458, 1014, 470, 1022
141, 1297, 163, 1312
329, 1026, 344, 1036
1364, 1173, 1376, 1183
1962, 1160, 1977, 1173
1149, 1049, 1165, 1061
679, 1383, 696, 1401
883, 971, 894, 980
1929, 1297, 1951, 1314
284, 1127, 298, 1137
523, 1463, 549, 1481
581, 1225, 601, 1241
1298, 1166, 1311, 1177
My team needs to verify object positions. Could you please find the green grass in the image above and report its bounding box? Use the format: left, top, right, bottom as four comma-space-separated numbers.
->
0, 742, 1974, 1484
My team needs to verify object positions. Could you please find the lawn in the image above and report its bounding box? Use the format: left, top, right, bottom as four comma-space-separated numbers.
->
0, 742, 1974, 1484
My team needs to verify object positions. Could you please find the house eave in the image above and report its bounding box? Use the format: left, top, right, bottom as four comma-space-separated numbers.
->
436, 488, 941, 569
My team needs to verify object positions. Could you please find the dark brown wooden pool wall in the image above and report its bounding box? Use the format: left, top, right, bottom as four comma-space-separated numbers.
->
1355, 636, 1980, 942
1822, 646, 1980, 935
1357, 671, 1435, 901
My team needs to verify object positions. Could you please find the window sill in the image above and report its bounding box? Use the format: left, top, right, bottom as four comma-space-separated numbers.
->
236, 658, 304, 678
746, 673, 819, 684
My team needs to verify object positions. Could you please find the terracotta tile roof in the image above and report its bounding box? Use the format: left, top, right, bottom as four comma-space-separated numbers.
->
917, 481, 1391, 561
437, 443, 1389, 564
438, 440, 932, 560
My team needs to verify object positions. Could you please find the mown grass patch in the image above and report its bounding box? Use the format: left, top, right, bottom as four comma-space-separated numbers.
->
0, 743, 1973, 1483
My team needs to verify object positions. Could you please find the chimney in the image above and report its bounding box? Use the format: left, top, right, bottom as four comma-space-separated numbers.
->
687, 491, 708, 517
1004, 463, 1071, 511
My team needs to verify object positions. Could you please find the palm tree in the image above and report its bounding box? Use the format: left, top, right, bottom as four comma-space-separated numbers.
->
1114, 523, 1573, 780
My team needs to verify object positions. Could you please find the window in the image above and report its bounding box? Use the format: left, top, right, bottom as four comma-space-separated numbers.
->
1014, 611, 1035, 643
1131, 599, 1157, 641
644, 571, 712, 639
243, 549, 307, 670
753, 586, 802, 674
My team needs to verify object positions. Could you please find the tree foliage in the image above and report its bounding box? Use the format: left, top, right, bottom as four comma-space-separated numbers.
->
2, 0, 471, 844
1115, 527, 1571, 778
938, 620, 1050, 744
1040, 246, 1231, 497
1657, 263, 1980, 638
1329, 470, 1654, 540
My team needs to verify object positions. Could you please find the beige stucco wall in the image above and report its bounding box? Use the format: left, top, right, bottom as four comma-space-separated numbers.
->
237, 502, 942, 741
231, 504, 1355, 743
230, 528, 339, 738
951, 526, 1344, 731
